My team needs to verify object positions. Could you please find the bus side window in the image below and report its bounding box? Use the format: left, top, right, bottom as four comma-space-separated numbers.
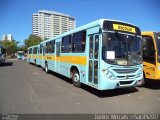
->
40, 44, 42, 54
142, 36, 155, 64
61, 35, 71, 53
51, 40, 55, 53
72, 30, 86, 53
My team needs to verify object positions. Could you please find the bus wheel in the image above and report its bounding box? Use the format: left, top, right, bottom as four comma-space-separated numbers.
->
72, 70, 81, 87
35, 60, 37, 66
45, 63, 49, 73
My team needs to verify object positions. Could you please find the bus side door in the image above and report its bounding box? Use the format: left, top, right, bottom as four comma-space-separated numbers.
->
88, 34, 99, 86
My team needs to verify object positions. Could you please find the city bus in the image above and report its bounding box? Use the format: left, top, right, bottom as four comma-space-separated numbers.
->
17, 51, 25, 60
27, 45, 40, 65
28, 19, 143, 90
142, 32, 160, 84
0, 45, 6, 64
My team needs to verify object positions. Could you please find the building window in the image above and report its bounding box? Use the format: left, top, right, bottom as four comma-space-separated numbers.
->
72, 30, 86, 53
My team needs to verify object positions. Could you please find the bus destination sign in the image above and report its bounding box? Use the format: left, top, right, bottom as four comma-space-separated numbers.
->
113, 24, 136, 33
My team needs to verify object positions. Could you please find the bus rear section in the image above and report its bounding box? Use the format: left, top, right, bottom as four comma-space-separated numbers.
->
142, 32, 160, 83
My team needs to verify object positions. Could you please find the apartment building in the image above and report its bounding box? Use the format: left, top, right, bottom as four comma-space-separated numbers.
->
32, 10, 76, 40
2, 34, 13, 41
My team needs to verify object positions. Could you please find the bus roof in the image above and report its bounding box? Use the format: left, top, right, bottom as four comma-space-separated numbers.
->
28, 44, 39, 49
142, 31, 160, 34
142, 31, 154, 34
17, 51, 24, 53
40, 19, 139, 44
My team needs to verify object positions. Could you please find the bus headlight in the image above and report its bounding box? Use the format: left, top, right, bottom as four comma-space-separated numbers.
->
106, 70, 116, 80
137, 70, 142, 77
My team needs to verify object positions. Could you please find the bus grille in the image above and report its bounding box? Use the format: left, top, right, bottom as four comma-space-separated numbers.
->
119, 81, 134, 85
113, 68, 138, 74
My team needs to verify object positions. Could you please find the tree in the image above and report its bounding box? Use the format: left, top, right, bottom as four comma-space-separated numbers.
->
0, 40, 18, 56
17, 45, 27, 52
24, 34, 42, 48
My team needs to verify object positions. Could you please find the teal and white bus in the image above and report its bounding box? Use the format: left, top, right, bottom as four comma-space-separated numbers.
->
28, 19, 143, 90
17, 51, 25, 60
28, 45, 40, 65
0, 45, 6, 64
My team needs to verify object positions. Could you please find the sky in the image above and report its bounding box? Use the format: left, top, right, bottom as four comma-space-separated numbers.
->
0, 0, 160, 45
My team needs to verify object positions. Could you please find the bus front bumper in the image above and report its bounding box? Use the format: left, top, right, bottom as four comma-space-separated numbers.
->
98, 76, 143, 90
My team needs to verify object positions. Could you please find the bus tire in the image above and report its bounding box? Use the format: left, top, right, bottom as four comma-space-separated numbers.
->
29, 58, 31, 64
45, 62, 49, 73
35, 60, 37, 66
72, 70, 81, 87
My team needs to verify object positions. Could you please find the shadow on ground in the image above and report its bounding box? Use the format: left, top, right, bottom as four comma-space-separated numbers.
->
144, 79, 160, 90
81, 85, 138, 98
0, 62, 13, 67
48, 71, 138, 97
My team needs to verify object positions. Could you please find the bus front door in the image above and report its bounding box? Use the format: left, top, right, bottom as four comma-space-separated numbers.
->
88, 35, 99, 86
56, 42, 60, 73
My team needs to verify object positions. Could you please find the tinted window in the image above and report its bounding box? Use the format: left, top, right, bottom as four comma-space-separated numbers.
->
29, 48, 32, 54
142, 35, 155, 64
72, 31, 86, 53
51, 40, 55, 53
94, 35, 99, 59
33, 47, 37, 54
40, 44, 43, 54
61, 35, 71, 53
89, 36, 93, 59
45, 42, 50, 53
154, 32, 160, 62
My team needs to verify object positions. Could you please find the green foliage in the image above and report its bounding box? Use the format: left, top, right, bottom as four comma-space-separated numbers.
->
17, 45, 27, 52
0, 40, 18, 56
24, 34, 42, 48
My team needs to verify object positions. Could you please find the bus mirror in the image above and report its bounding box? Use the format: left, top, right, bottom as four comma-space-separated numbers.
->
99, 28, 102, 33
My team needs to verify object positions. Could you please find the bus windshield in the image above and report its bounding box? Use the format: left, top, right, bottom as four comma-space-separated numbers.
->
102, 32, 143, 66
154, 32, 160, 62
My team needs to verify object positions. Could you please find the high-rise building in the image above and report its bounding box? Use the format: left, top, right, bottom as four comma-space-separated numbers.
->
2, 34, 13, 41
32, 10, 76, 40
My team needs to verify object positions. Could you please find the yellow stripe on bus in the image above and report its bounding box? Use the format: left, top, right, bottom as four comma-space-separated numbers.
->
28, 55, 87, 65
59, 56, 87, 65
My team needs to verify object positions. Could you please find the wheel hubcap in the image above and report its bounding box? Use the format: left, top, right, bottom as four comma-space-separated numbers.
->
45, 66, 48, 72
74, 73, 79, 82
